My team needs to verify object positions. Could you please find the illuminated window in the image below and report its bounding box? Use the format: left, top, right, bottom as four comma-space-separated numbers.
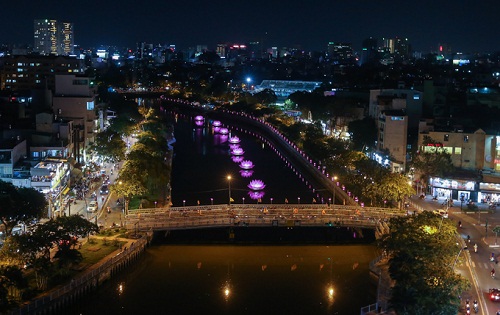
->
464, 136, 469, 142
455, 147, 462, 154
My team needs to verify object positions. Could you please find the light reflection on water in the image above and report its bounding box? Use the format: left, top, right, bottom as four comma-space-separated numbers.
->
69, 244, 378, 315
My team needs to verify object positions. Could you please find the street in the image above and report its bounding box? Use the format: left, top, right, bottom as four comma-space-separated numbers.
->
410, 195, 500, 315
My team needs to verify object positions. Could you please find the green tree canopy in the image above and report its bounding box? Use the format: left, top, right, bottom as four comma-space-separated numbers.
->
378, 212, 469, 314
0, 182, 47, 236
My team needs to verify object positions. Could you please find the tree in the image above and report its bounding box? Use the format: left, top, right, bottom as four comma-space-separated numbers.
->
0, 182, 47, 236
379, 212, 469, 314
411, 136, 455, 187
91, 129, 126, 162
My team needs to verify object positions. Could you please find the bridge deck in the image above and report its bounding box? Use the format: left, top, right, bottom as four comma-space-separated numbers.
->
124, 204, 405, 231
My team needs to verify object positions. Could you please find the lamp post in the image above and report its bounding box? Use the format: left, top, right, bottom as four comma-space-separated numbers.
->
270, 198, 273, 204
242, 197, 245, 204
332, 176, 338, 211
210, 198, 214, 205
227, 175, 232, 206
298, 197, 300, 204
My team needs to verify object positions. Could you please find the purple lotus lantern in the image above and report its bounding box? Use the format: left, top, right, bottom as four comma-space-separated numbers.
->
240, 170, 254, 177
194, 115, 204, 121
213, 127, 221, 133
248, 191, 265, 200
248, 179, 266, 190
232, 156, 244, 163
220, 128, 229, 135
231, 147, 244, 155
229, 136, 240, 144
213, 120, 221, 127
239, 160, 254, 169
229, 144, 240, 150
195, 120, 204, 126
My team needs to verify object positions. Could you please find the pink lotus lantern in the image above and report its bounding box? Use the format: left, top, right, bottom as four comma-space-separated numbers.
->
195, 120, 204, 126
229, 144, 240, 150
213, 120, 221, 127
231, 147, 244, 155
229, 136, 240, 144
248, 179, 266, 190
240, 170, 254, 177
248, 191, 265, 200
213, 127, 221, 133
232, 156, 244, 163
220, 128, 229, 135
239, 160, 254, 169
194, 115, 204, 121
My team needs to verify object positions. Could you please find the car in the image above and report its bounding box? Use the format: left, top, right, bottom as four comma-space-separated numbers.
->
490, 288, 500, 301
100, 185, 109, 195
433, 209, 448, 218
87, 201, 98, 212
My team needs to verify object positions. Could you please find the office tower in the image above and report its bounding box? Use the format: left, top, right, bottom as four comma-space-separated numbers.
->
360, 37, 378, 64
34, 19, 74, 56
58, 22, 74, 55
326, 42, 354, 65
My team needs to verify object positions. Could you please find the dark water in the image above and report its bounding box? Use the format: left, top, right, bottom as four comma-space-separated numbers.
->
69, 244, 378, 315
68, 109, 379, 315
169, 112, 318, 206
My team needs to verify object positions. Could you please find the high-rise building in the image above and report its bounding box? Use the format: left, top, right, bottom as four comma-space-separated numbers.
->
326, 42, 354, 65
34, 19, 74, 56
58, 22, 74, 55
360, 37, 378, 65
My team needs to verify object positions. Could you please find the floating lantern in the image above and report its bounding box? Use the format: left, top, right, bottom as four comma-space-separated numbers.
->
248, 191, 265, 200
220, 128, 229, 135
248, 179, 266, 190
213, 120, 221, 127
229, 144, 240, 150
240, 170, 254, 177
232, 156, 244, 163
239, 160, 254, 169
194, 115, 204, 121
231, 148, 244, 155
229, 136, 240, 144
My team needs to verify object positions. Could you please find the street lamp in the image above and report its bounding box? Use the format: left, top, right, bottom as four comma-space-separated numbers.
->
227, 175, 232, 206
298, 197, 300, 204
210, 198, 214, 205
332, 176, 338, 211
242, 197, 245, 204
183, 200, 186, 207
270, 198, 273, 204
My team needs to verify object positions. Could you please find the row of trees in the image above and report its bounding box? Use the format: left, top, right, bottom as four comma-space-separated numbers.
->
92, 96, 172, 209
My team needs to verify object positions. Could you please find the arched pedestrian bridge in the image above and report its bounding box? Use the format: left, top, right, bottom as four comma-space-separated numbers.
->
124, 204, 406, 231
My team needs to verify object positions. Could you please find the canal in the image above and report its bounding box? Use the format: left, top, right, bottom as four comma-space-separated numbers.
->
68, 107, 380, 314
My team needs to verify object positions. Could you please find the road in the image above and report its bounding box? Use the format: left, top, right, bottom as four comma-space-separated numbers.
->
410, 195, 500, 315
61, 161, 124, 229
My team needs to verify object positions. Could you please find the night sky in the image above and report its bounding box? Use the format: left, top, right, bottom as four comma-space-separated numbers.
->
2, 0, 499, 53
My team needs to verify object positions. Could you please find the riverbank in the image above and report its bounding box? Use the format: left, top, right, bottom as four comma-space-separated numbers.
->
9, 233, 152, 315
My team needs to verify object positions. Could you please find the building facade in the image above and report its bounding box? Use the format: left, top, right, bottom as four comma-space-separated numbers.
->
34, 19, 74, 56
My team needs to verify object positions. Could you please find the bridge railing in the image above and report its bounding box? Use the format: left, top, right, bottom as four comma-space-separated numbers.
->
124, 207, 403, 231
127, 204, 405, 216
125, 215, 385, 231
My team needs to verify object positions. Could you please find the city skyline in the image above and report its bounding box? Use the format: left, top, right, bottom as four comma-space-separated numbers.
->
1, 0, 499, 53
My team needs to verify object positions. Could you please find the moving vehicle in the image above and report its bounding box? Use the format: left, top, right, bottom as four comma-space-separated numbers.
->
100, 185, 109, 195
489, 288, 500, 301
87, 201, 98, 212
433, 209, 448, 218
